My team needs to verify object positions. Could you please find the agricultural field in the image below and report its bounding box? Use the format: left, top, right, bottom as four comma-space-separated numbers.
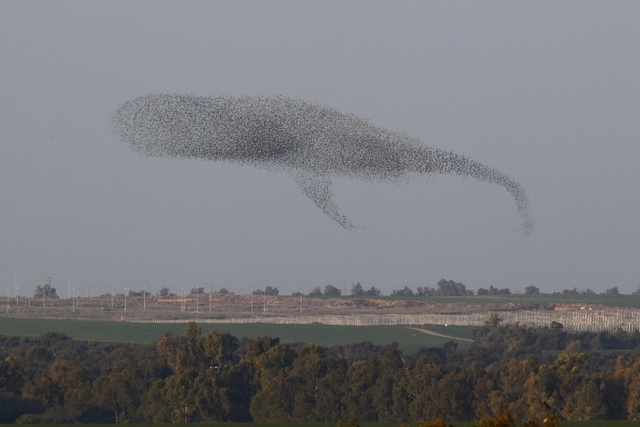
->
3, 290, 640, 353
0, 317, 473, 353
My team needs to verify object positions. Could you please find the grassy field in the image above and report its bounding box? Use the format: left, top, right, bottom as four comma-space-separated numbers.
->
0, 318, 474, 353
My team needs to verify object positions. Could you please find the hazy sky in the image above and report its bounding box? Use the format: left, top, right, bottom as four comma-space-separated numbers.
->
2, 1, 639, 296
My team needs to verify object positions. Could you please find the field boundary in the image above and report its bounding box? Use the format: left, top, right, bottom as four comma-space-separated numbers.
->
410, 327, 474, 342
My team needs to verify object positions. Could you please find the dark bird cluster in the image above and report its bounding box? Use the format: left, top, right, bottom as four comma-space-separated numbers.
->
111, 94, 533, 237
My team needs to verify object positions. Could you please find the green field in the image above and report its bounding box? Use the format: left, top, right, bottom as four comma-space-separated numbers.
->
0, 318, 473, 353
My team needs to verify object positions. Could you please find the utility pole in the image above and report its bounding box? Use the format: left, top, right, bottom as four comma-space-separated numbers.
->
263, 285, 266, 313
124, 287, 129, 311
143, 285, 146, 310
209, 285, 213, 313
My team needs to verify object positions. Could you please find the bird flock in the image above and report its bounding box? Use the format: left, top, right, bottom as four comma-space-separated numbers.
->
111, 94, 533, 237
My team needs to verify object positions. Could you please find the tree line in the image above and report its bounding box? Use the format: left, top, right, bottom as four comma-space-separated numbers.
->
2, 318, 640, 423
136, 280, 640, 298
31, 277, 640, 300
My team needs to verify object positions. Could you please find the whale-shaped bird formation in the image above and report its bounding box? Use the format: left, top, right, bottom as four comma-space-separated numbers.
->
111, 94, 533, 237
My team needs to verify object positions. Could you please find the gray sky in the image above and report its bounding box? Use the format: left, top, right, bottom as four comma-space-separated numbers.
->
2, 1, 639, 296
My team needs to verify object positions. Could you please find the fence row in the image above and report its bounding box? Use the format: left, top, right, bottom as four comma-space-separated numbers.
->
131, 308, 640, 333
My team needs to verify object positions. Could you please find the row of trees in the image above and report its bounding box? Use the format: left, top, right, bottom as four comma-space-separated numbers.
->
392, 279, 475, 297
309, 284, 344, 296
152, 284, 639, 298
156, 287, 230, 297
38, 281, 639, 300
307, 280, 473, 297
114, 280, 473, 299
556, 286, 625, 296
478, 285, 512, 296
252, 286, 280, 296
2, 319, 640, 423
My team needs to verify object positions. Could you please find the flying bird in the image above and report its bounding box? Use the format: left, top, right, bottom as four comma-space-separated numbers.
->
110, 94, 533, 237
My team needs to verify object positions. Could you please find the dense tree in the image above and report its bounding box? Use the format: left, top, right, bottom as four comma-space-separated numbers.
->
349, 284, 381, 297
478, 285, 511, 296
351, 283, 364, 296
90, 368, 139, 423
289, 344, 330, 421
128, 289, 151, 297
372, 345, 404, 421
436, 279, 471, 296
524, 286, 540, 295
263, 286, 280, 296
365, 286, 382, 296
159, 323, 205, 372
202, 330, 238, 368
0, 392, 42, 423
342, 358, 379, 421
323, 285, 342, 296
33, 283, 59, 299
391, 286, 414, 297
309, 286, 323, 296
249, 344, 296, 421
3, 321, 640, 423
416, 286, 436, 297
0, 355, 23, 394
